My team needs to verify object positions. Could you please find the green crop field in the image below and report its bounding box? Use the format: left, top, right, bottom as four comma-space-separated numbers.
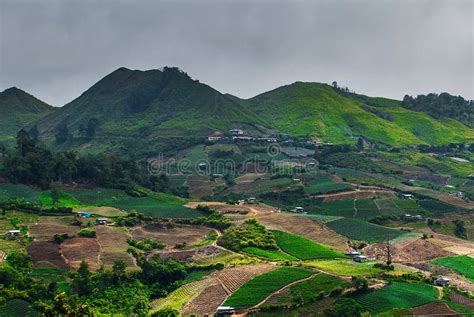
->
65, 188, 198, 218
223, 267, 314, 308
433, 256, 474, 282
31, 267, 68, 282
393, 199, 427, 214
305, 260, 385, 277
325, 218, 404, 242
418, 200, 463, 214
354, 199, 380, 220
285, 273, 348, 300
0, 184, 197, 218
262, 273, 349, 308
312, 198, 406, 221
0, 183, 40, 202
252, 178, 293, 194
243, 247, 297, 261
311, 200, 355, 217
39, 191, 82, 208
0, 299, 37, 317
353, 282, 438, 313
304, 175, 351, 195
272, 230, 344, 260
301, 214, 343, 223
0, 211, 39, 232
375, 199, 402, 215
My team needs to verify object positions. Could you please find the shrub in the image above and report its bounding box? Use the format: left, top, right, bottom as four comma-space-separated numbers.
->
218, 219, 276, 251
78, 228, 96, 238
127, 238, 165, 251
53, 233, 70, 244
324, 298, 364, 317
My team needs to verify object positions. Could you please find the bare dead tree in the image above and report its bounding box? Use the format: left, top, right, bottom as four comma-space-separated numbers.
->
386, 238, 392, 265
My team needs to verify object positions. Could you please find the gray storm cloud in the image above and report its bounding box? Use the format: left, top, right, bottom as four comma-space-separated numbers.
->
0, 0, 472, 106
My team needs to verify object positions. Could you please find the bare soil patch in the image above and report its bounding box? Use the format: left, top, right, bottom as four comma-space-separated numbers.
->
214, 263, 274, 294
27, 241, 68, 269
182, 282, 227, 316
148, 245, 223, 262
61, 237, 100, 271
434, 193, 473, 209
410, 301, 457, 316
186, 175, 217, 198
235, 173, 267, 184
319, 190, 395, 203
85, 206, 126, 217
427, 232, 474, 256
29, 217, 78, 241
451, 292, 474, 311
225, 174, 271, 194
255, 213, 348, 251
131, 224, 212, 248
96, 225, 136, 269
364, 238, 454, 263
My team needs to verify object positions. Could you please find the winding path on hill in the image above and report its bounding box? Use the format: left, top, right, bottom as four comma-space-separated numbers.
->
251, 273, 319, 309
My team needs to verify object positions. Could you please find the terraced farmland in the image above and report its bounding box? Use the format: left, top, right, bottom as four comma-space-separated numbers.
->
313, 198, 423, 221
433, 255, 474, 282
150, 278, 213, 311
214, 264, 274, 294
272, 230, 344, 260
223, 267, 314, 308
353, 282, 438, 313
325, 218, 404, 242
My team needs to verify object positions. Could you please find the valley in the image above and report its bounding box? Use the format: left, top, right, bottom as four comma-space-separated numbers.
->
0, 68, 473, 316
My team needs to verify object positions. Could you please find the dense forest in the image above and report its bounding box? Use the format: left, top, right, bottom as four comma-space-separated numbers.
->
0, 130, 187, 197
402, 93, 474, 127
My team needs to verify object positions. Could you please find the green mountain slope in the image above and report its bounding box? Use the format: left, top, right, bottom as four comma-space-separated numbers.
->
242, 82, 473, 146
0, 87, 54, 143
36, 67, 265, 154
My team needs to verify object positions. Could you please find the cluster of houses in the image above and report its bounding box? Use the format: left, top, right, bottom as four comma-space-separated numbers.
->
77, 212, 109, 225
400, 193, 414, 200
291, 206, 305, 213
3, 229, 22, 239
433, 276, 450, 286
206, 129, 326, 146
207, 129, 277, 143
345, 250, 368, 262
400, 214, 423, 222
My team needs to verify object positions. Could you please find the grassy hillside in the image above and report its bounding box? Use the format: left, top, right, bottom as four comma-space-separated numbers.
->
242, 82, 473, 146
35, 67, 264, 155
0, 87, 54, 143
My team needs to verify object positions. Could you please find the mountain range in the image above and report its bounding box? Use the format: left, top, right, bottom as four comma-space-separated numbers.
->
1, 66, 473, 155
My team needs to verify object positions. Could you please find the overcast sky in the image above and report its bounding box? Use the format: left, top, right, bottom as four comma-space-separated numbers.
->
0, 0, 472, 106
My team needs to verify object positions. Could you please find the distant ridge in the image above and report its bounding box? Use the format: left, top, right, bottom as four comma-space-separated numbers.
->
0, 87, 54, 142
6, 66, 473, 155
